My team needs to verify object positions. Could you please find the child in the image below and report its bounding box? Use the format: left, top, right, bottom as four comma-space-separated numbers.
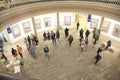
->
85, 38, 89, 48
81, 41, 85, 51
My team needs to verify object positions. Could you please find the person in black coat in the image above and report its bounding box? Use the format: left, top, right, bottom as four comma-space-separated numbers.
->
79, 28, 84, 38
56, 30, 60, 40
65, 27, 69, 38
85, 29, 90, 39
77, 21, 80, 30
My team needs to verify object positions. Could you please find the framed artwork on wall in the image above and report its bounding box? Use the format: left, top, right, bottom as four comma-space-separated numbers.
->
22, 21, 31, 33
64, 16, 71, 26
90, 18, 99, 29
112, 24, 120, 38
35, 19, 41, 29
101, 21, 111, 33
12, 24, 21, 38
44, 17, 51, 27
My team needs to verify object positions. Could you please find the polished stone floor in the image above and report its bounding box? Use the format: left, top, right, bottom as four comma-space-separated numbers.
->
1, 27, 120, 80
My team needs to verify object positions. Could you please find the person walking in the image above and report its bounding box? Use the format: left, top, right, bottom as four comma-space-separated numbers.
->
68, 35, 74, 46
16, 45, 23, 58
65, 27, 69, 38
77, 21, 80, 30
44, 45, 49, 59
94, 46, 102, 64
104, 40, 111, 50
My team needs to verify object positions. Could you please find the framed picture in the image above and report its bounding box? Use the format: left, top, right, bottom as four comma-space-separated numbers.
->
12, 24, 21, 38
101, 21, 111, 33
64, 16, 71, 26
44, 17, 51, 27
90, 18, 99, 28
112, 24, 120, 38
22, 21, 31, 33
35, 19, 41, 29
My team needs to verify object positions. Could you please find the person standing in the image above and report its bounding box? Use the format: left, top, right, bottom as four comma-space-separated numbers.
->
16, 45, 23, 58
56, 30, 60, 40
79, 28, 84, 38
27, 35, 31, 46
81, 41, 85, 51
77, 21, 80, 30
85, 29, 90, 39
0, 50, 8, 63
44, 45, 49, 59
65, 27, 69, 38
51, 32, 56, 44
11, 48, 18, 58
43, 31, 47, 41
68, 35, 74, 46
24, 38, 29, 49
85, 37, 89, 48
29, 46, 36, 58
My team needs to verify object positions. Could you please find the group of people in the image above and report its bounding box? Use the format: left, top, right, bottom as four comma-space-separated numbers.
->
43, 30, 60, 44
24, 33, 38, 47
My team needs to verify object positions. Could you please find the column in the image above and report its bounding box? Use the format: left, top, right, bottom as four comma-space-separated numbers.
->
31, 17, 38, 38
99, 17, 104, 30
56, 12, 60, 28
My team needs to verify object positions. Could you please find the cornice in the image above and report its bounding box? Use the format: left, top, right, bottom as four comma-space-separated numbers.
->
0, 1, 120, 31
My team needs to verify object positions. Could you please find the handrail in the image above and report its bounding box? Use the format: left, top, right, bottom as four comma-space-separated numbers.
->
0, 0, 120, 12
0, 72, 37, 80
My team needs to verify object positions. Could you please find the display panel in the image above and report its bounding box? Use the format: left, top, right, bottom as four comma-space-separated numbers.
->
64, 16, 71, 26
22, 21, 31, 33
101, 21, 111, 33
44, 17, 51, 27
112, 24, 120, 38
90, 18, 99, 28
12, 24, 21, 38
35, 19, 41, 29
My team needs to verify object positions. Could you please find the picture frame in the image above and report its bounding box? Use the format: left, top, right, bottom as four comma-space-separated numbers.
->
64, 16, 71, 26
44, 17, 51, 27
112, 24, 120, 38
22, 21, 31, 33
35, 19, 41, 29
90, 18, 99, 29
101, 21, 111, 33
12, 24, 21, 38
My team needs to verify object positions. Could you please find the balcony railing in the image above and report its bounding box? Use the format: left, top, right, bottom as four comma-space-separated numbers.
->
0, 0, 120, 12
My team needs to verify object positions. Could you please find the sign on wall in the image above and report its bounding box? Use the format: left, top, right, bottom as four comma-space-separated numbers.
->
7, 27, 12, 34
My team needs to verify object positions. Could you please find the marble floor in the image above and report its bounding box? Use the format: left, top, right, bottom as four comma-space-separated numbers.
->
0, 27, 120, 80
